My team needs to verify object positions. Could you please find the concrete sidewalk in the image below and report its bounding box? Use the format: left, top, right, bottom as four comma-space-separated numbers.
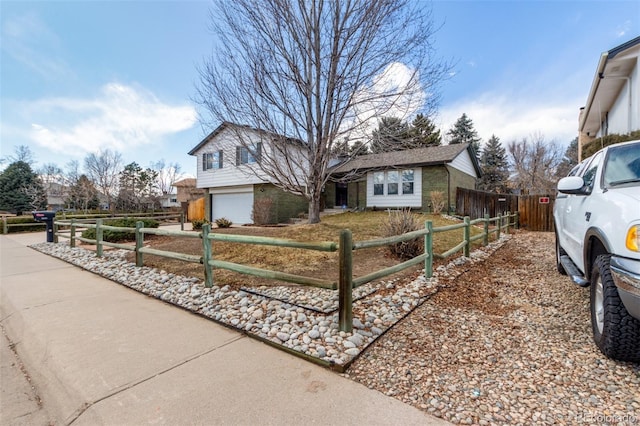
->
0, 231, 450, 426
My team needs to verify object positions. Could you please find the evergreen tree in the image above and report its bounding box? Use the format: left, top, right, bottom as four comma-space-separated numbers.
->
411, 113, 441, 147
0, 161, 46, 214
370, 117, 412, 153
116, 162, 159, 211
477, 135, 509, 192
556, 137, 579, 178
447, 113, 481, 156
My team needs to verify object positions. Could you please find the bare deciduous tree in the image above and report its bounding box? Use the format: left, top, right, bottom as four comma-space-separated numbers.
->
84, 149, 122, 210
152, 159, 182, 195
507, 133, 564, 194
195, 0, 451, 223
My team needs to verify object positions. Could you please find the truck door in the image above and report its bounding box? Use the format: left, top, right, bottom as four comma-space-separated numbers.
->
562, 151, 603, 272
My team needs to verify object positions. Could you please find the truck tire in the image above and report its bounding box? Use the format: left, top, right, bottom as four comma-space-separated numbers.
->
555, 235, 567, 275
590, 254, 640, 362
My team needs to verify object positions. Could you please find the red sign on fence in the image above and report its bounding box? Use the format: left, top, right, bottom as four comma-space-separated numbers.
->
539, 197, 550, 204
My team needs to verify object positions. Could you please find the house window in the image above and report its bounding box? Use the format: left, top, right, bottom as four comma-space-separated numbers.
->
236, 143, 262, 165
402, 170, 414, 195
203, 151, 223, 171
387, 171, 399, 195
373, 169, 415, 196
373, 172, 384, 195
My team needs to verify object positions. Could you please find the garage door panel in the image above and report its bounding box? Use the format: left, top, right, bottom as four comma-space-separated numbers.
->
211, 191, 253, 224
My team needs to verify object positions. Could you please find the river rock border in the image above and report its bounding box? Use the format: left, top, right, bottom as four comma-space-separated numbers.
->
31, 235, 510, 368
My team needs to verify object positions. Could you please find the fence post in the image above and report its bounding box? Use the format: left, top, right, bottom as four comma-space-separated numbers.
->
180, 212, 184, 231
463, 216, 471, 257
338, 229, 353, 332
135, 221, 144, 267
497, 213, 502, 240
506, 211, 510, 234
483, 214, 490, 245
202, 224, 213, 288
2, 217, 7, 235
53, 221, 59, 243
96, 219, 103, 257
425, 221, 433, 278
70, 220, 76, 248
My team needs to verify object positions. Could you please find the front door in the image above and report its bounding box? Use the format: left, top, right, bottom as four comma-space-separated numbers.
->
336, 183, 348, 208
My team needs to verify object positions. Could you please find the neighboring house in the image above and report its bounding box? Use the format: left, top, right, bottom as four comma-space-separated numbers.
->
188, 122, 308, 224
173, 178, 205, 203
46, 182, 67, 211
579, 36, 640, 160
159, 193, 180, 209
327, 144, 481, 213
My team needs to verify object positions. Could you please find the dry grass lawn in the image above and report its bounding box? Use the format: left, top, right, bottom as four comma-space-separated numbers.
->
129, 211, 487, 289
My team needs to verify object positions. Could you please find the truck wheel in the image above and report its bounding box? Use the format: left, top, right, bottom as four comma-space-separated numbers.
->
590, 255, 640, 362
555, 235, 567, 275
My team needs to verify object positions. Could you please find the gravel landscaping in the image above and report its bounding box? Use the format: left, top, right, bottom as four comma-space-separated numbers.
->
31, 231, 639, 425
346, 231, 640, 425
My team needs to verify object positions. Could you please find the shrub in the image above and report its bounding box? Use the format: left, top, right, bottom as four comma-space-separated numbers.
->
382, 208, 423, 260
430, 191, 445, 214
252, 197, 274, 225
215, 217, 233, 228
191, 219, 209, 230
81, 218, 159, 243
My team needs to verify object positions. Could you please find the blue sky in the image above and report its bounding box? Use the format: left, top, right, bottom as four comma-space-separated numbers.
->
1, 1, 638, 178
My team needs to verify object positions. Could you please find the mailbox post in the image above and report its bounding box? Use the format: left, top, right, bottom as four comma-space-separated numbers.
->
32, 211, 56, 242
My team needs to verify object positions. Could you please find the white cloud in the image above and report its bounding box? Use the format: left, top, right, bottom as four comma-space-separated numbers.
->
436, 92, 581, 148
343, 62, 426, 140
615, 20, 631, 38
1, 11, 73, 79
19, 83, 197, 156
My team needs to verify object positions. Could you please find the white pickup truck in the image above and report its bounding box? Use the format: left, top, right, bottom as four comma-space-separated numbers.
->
554, 139, 640, 362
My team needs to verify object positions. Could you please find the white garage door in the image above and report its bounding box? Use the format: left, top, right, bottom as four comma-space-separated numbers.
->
211, 187, 254, 224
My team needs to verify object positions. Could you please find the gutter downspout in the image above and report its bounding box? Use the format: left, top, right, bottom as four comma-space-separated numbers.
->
445, 165, 451, 214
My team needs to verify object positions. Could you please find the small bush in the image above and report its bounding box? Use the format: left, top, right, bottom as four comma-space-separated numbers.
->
191, 219, 209, 230
215, 217, 233, 228
382, 208, 423, 260
252, 197, 274, 225
430, 191, 445, 214
81, 218, 159, 243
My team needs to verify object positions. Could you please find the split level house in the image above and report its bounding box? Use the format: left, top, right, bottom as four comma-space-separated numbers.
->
189, 122, 481, 224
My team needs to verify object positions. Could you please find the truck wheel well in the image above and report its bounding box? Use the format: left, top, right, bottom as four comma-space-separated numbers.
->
586, 237, 608, 279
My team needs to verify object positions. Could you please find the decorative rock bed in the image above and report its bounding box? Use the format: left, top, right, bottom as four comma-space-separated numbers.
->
31, 236, 509, 369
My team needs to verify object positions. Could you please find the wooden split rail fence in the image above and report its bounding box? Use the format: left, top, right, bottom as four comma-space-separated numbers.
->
53, 212, 518, 333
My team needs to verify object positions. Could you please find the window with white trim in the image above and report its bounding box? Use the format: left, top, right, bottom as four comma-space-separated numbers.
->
203, 151, 223, 171
372, 169, 415, 195
236, 143, 262, 165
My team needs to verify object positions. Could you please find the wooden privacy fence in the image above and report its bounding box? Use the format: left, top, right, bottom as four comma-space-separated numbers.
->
188, 197, 205, 221
517, 195, 555, 232
53, 212, 518, 333
456, 188, 555, 232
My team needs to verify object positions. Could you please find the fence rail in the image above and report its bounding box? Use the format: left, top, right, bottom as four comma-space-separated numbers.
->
52, 212, 518, 333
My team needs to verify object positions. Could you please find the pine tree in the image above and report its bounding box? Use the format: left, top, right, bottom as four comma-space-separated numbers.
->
447, 113, 481, 156
556, 137, 579, 178
477, 135, 509, 192
411, 113, 441, 147
370, 117, 412, 153
0, 161, 47, 214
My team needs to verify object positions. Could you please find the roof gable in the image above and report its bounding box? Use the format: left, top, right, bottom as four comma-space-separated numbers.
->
330, 144, 481, 176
